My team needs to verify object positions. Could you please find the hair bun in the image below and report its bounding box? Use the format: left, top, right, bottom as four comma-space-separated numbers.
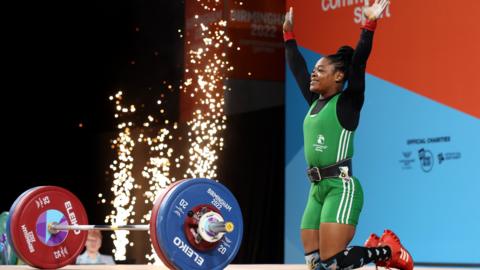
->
336, 46, 354, 62
326, 45, 355, 83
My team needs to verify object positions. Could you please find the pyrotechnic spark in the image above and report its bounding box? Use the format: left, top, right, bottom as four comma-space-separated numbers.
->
105, 0, 238, 264
183, 3, 232, 180
106, 91, 138, 261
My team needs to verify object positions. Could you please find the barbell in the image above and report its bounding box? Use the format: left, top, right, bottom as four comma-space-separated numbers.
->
6, 178, 243, 269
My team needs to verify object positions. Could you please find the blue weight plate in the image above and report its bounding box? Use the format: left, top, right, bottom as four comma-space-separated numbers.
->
150, 180, 184, 270
155, 178, 243, 270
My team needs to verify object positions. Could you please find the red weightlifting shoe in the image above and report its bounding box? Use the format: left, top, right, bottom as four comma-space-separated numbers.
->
364, 233, 386, 268
379, 229, 414, 270
365, 233, 380, 247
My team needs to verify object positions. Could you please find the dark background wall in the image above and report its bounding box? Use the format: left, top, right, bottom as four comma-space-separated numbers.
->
1, 0, 284, 264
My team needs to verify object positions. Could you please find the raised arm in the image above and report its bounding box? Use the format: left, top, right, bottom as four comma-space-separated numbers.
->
343, 0, 389, 107
346, 26, 375, 97
284, 7, 318, 105
338, 0, 389, 131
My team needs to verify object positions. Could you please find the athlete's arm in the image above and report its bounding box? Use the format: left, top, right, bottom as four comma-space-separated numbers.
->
284, 7, 318, 105
338, 0, 389, 130
342, 26, 375, 108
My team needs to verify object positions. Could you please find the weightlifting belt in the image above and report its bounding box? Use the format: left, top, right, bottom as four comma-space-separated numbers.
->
306, 159, 352, 182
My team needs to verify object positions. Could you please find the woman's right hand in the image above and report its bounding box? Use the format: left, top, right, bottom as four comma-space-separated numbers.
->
283, 7, 294, 33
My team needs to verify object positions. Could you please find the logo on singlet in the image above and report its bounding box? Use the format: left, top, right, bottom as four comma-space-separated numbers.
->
313, 134, 328, 152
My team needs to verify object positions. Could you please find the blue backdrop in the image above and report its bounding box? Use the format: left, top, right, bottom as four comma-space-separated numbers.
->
284, 46, 480, 264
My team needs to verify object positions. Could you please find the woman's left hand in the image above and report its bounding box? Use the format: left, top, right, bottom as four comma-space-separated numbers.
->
363, 0, 390, 21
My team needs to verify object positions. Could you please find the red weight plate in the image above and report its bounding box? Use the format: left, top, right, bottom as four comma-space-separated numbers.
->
9, 186, 88, 269
7, 187, 42, 262
150, 180, 184, 269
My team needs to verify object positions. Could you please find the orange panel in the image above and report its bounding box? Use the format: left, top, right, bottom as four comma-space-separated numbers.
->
287, 0, 480, 117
